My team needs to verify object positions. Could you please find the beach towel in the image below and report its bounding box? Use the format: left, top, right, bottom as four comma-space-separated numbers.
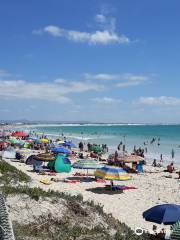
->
95, 178, 106, 183
40, 179, 51, 185
64, 178, 80, 183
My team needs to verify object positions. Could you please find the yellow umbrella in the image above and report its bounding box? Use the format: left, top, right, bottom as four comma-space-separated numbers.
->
40, 138, 49, 143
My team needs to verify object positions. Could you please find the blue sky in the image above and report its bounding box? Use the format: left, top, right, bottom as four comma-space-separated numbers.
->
0, 0, 180, 123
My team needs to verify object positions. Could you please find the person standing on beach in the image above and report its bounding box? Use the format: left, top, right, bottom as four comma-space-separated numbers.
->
160, 154, 163, 162
171, 149, 175, 160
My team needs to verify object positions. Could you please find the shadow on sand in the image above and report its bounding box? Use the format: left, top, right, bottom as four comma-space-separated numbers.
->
86, 187, 124, 195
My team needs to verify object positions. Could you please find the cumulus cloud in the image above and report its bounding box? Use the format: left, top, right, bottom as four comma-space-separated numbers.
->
33, 25, 130, 45
0, 79, 104, 103
33, 11, 131, 45
92, 97, 122, 104
137, 96, 180, 106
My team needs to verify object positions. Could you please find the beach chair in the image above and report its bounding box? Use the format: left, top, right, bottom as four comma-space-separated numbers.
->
33, 160, 43, 172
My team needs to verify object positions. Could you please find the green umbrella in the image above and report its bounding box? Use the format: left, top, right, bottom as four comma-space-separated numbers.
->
90, 145, 103, 153
9, 138, 20, 144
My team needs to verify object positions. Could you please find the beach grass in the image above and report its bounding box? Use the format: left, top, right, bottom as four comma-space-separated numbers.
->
3, 185, 151, 240
0, 158, 151, 239
0, 158, 31, 184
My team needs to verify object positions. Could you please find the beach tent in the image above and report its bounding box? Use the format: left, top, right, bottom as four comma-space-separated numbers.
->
48, 155, 71, 173
11, 132, 29, 137
2, 148, 16, 159
143, 204, 180, 224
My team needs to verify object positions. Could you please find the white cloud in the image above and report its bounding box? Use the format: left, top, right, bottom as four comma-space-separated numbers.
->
33, 25, 130, 45
121, 73, 149, 82
116, 81, 143, 88
95, 14, 106, 23
0, 79, 104, 103
92, 97, 122, 104
0, 69, 11, 77
137, 96, 180, 106
84, 73, 149, 87
69, 81, 104, 92
84, 73, 119, 80
44, 25, 62, 37
54, 78, 66, 84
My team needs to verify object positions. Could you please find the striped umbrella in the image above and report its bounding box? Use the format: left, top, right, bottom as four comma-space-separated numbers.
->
171, 221, 180, 240
95, 166, 131, 185
73, 159, 104, 170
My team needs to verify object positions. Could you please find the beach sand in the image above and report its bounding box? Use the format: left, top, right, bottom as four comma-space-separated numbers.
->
3, 157, 180, 234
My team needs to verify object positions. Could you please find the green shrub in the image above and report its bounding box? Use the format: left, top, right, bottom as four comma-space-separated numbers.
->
0, 160, 31, 183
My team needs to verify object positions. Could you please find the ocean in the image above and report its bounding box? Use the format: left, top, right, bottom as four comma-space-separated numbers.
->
28, 124, 180, 164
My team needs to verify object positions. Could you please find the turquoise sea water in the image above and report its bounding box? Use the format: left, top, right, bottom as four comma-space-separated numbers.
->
29, 124, 180, 163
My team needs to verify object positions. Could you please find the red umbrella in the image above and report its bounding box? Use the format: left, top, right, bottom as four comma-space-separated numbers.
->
11, 132, 29, 137
0, 141, 9, 146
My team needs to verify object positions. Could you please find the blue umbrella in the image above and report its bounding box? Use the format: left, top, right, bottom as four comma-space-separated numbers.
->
62, 142, 76, 148
143, 204, 180, 224
52, 147, 71, 155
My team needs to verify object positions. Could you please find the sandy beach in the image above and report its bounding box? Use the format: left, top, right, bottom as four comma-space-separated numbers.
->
3, 157, 180, 234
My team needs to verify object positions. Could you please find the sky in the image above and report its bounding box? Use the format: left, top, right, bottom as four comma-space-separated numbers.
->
0, 0, 180, 123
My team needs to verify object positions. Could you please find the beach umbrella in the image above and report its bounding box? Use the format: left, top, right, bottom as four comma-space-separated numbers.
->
40, 138, 49, 143
170, 221, 180, 240
56, 140, 64, 144
62, 142, 76, 148
0, 141, 9, 146
95, 166, 131, 185
73, 159, 104, 170
34, 153, 55, 162
73, 159, 104, 176
9, 138, 21, 144
52, 147, 70, 155
119, 155, 144, 163
143, 204, 180, 224
11, 132, 29, 137
90, 145, 103, 153
0, 132, 11, 137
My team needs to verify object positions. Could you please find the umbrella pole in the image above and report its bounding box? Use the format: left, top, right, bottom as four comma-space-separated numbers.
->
110, 180, 114, 187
